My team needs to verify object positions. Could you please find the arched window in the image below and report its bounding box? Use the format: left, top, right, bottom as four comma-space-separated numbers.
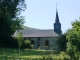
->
45, 40, 49, 47
31, 40, 34, 45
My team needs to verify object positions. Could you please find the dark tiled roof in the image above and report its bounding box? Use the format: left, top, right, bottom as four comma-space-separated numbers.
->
14, 29, 59, 37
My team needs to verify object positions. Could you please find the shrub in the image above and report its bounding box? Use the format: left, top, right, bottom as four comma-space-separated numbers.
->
53, 51, 70, 60
24, 39, 31, 49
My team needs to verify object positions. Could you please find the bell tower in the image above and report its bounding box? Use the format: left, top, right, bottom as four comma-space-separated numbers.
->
54, 3, 62, 35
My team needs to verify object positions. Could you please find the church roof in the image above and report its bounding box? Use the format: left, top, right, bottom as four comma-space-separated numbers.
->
13, 29, 59, 37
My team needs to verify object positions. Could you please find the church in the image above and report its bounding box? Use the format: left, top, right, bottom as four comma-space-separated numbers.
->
14, 9, 62, 50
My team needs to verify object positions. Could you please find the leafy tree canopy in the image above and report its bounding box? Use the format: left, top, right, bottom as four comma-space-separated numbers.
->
57, 33, 67, 51
0, 0, 26, 48
66, 19, 80, 60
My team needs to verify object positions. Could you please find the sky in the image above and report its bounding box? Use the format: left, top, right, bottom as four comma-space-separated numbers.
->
21, 0, 80, 33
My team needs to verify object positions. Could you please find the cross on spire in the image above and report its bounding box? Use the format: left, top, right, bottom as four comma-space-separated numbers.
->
56, 3, 57, 10
56, 3, 57, 11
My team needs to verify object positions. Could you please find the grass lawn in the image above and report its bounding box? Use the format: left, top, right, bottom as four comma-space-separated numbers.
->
0, 48, 70, 60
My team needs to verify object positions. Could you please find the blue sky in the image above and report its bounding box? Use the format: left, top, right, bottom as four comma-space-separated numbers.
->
21, 0, 80, 33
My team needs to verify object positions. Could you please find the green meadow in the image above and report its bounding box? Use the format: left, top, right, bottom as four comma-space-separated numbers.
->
0, 48, 70, 60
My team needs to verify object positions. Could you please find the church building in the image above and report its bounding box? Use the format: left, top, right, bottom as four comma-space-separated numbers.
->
14, 8, 62, 50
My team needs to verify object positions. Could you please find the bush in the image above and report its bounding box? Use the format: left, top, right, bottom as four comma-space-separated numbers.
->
23, 39, 31, 49
53, 51, 70, 60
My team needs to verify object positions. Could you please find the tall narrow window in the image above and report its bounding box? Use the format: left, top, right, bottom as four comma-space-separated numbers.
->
31, 40, 34, 45
38, 38, 40, 47
38, 38, 40, 40
45, 40, 49, 47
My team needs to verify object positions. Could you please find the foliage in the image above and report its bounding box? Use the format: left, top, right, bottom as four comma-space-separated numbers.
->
16, 32, 24, 55
66, 19, 80, 60
16, 33, 31, 49
57, 34, 67, 51
0, 0, 26, 48
11, 16, 25, 33
0, 48, 70, 60
52, 51, 70, 60
24, 39, 31, 49
0, 0, 26, 18
16, 32, 23, 47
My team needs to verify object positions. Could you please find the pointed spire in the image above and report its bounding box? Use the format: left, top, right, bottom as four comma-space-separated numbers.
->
55, 3, 60, 23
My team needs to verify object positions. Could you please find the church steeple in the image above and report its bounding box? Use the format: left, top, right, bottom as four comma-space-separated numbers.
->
55, 9, 60, 23
54, 3, 62, 35
55, 3, 60, 23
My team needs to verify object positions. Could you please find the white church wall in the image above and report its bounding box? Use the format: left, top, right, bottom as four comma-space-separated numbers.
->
29, 38, 38, 49
40, 37, 58, 50
25, 37, 58, 50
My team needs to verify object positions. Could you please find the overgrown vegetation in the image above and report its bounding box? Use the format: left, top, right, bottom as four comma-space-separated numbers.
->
0, 0, 26, 48
0, 48, 70, 60
66, 20, 80, 60
57, 18, 80, 60
57, 34, 67, 51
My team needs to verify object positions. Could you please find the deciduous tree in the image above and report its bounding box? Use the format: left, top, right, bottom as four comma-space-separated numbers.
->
0, 0, 26, 47
57, 34, 67, 51
16, 32, 23, 55
66, 19, 80, 60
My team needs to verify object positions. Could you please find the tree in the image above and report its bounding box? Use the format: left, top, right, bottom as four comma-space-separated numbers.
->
16, 32, 23, 55
66, 19, 80, 60
0, 0, 26, 47
57, 34, 67, 51
11, 16, 25, 33
0, 0, 26, 18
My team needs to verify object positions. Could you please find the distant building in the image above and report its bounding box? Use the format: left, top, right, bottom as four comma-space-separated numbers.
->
14, 8, 62, 50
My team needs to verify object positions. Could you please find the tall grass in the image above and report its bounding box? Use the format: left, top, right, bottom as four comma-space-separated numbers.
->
0, 48, 70, 60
